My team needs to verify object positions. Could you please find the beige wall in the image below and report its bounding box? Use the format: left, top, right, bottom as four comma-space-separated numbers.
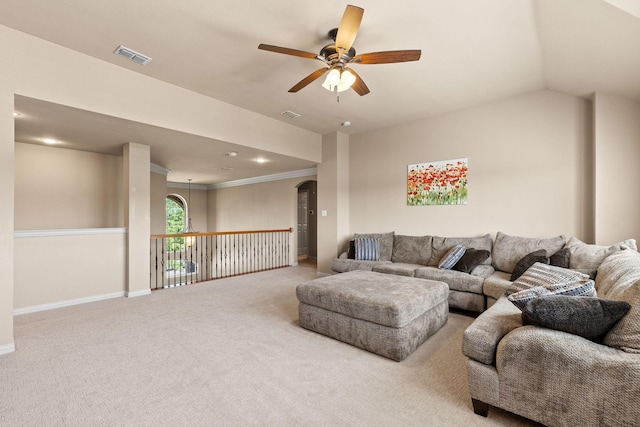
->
208, 175, 317, 265
317, 132, 350, 273
150, 172, 168, 235
14, 143, 123, 229
1, 88, 14, 351
594, 93, 640, 244
348, 90, 593, 241
14, 231, 126, 310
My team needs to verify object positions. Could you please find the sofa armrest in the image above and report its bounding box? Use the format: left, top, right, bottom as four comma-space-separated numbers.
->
496, 326, 640, 426
462, 297, 522, 365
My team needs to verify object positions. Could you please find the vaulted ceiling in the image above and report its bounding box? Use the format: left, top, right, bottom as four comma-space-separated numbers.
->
3, 0, 640, 184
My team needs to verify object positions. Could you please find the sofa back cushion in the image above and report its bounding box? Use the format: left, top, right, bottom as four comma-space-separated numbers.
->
391, 235, 432, 265
428, 234, 492, 267
596, 248, 640, 353
566, 237, 637, 278
353, 232, 395, 262
492, 232, 565, 274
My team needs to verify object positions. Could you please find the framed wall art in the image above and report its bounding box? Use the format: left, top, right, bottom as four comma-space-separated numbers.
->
407, 158, 468, 206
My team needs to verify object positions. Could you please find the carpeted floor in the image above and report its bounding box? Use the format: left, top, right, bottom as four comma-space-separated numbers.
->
0, 264, 540, 426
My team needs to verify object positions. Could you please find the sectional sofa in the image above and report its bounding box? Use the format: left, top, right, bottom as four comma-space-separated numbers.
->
330, 231, 636, 313
330, 231, 640, 426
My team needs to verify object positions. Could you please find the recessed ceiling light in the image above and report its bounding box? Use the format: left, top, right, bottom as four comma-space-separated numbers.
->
341, 121, 351, 127
255, 158, 267, 164
13, 112, 22, 117
226, 151, 238, 157
41, 138, 58, 145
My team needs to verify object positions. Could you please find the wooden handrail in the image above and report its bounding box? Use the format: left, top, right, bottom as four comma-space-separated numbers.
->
151, 227, 292, 239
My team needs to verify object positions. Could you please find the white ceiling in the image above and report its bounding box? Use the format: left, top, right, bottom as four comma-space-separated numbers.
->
4, 0, 640, 184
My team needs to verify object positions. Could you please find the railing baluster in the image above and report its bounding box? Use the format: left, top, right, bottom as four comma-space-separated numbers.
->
150, 228, 293, 288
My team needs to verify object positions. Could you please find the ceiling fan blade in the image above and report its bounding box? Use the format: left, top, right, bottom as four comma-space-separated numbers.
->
346, 68, 370, 96
288, 68, 329, 93
258, 44, 318, 59
335, 5, 364, 55
353, 50, 422, 64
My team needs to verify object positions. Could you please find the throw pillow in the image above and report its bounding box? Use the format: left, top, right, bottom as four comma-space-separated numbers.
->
506, 286, 552, 310
355, 237, 380, 261
510, 249, 549, 281
549, 247, 571, 269
429, 234, 492, 266
510, 262, 590, 292
438, 245, 466, 269
508, 278, 596, 311
354, 232, 395, 261
452, 248, 491, 274
347, 240, 356, 259
522, 295, 631, 340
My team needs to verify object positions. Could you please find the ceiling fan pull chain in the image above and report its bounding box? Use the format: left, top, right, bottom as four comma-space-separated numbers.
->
335, 85, 340, 103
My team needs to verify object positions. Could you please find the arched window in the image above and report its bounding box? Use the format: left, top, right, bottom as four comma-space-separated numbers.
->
166, 194, 187, 234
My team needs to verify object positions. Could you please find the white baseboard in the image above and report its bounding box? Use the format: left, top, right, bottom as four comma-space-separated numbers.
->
13, 291, 126, 316
0, 343, 16, 356
125, 289, 152, 298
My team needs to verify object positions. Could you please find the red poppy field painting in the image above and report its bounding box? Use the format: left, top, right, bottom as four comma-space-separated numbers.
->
407, 158, 468, 206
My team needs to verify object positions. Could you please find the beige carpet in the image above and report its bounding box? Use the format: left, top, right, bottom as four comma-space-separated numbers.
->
1, 264, 539, 426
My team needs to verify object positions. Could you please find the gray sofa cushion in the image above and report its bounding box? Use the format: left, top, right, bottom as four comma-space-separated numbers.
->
373, 263, 422, 277
354, 232, 395, 262
492, 232, 565, 274
330, 258, 391, 273
429, 234, 492, 266
415, 266, 484, 294
597, 248, 640, 353
391, 235, 432, 265
566, 236, 637, 278
483, 271, 513, 300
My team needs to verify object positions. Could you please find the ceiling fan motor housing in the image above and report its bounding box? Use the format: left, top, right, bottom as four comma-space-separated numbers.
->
320, 44, 356, 66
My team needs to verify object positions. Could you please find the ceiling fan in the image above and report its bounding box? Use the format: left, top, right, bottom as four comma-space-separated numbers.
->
258, 5, 421, 96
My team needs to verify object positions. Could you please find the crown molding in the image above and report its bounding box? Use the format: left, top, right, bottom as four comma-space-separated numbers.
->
208, 167, 317, 189
151, 163, 171, 175
167, 182, 208, 190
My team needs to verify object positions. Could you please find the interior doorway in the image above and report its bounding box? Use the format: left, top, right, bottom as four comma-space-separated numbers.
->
297, 180, 317, 261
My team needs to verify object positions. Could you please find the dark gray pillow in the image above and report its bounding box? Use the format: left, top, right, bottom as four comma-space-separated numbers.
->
347, 240, 356, 259
549, 247, 570, 269
510, 249, 549, 281
522, 295, 631, 340
452, 248, 491, 274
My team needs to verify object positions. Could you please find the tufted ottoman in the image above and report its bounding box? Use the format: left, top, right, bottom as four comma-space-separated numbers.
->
296, 270, 449, 361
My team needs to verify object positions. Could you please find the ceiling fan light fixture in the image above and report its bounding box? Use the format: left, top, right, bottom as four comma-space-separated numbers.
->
322, 68, 355, 93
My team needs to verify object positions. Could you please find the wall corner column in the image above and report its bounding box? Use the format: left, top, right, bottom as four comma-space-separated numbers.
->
0, 93, 15, 354
317, 132, 350, 274
124, 143, 151, 297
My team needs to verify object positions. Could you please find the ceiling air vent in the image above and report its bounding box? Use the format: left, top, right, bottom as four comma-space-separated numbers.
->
281, 110, 301, 119
114, 45, 152, 65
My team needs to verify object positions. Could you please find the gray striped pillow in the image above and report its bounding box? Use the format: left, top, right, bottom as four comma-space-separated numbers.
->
355, 237, 380, 261
438, 245, 466, 269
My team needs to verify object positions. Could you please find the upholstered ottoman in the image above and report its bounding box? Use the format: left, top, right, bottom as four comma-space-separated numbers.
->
296, 270, 449, 361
